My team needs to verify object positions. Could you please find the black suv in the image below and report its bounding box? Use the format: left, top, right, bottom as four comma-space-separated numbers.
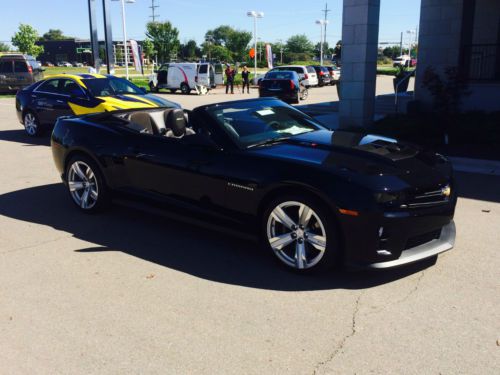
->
0, 54, 43, 93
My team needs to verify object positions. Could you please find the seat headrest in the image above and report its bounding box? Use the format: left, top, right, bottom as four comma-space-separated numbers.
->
166, 109, 187, 137
129, 112, 154, 134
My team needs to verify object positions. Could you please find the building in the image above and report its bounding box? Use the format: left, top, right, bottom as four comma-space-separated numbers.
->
339, 0, 500, 128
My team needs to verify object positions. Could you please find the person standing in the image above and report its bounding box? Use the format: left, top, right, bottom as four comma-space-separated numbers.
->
241, 66, 250, 94
225, 64, 235, 94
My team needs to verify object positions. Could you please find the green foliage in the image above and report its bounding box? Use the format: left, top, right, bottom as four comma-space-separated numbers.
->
42, 29, 68, 41
141, 39, 156, 61
180, 40, 199, 60
0, 42, 10, 52
146, 21, 180, 63
205, 25, 252, 61
204, 44, 232, 62
11, 24, 44, 57
286, 34, 314, 54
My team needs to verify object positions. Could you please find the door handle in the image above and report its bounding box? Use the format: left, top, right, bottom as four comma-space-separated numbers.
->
56, 99, 64, 104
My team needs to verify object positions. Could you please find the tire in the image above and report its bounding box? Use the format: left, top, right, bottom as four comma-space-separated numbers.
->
180, 83, 190, 95
262, 194, 339, 273
65, 155, 110, 213
149, 82, 158, 93
23, 111, 42, 137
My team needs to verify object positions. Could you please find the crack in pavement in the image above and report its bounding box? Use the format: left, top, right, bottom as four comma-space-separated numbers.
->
313, 293, 362, 375
394, 270, 426, 305
0, 234, 73, 255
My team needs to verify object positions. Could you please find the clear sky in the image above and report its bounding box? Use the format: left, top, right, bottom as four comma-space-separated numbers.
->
1, 0, 421, 47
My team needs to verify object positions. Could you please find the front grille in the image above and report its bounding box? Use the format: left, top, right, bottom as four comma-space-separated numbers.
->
404, 185, 451, 208
405, 229, 442, 250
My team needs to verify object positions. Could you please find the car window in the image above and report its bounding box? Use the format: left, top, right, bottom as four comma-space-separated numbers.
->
61, 79, 86, 97
206, 99, 321, 148
198, 64, 208, 74
36, 79, 61, 94
14, 61, 29, 73
82, 77, 144, 96
0, 61, 12, 73
306, 66, 315, 73
214, 64, 223, 74
265, 71, 294, 80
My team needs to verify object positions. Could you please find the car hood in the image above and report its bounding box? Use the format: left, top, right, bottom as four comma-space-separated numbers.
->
248, 130, 451, 188
68, 94, 180, 115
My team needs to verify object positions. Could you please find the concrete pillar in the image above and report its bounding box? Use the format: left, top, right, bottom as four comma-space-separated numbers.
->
339, 0, 381, 129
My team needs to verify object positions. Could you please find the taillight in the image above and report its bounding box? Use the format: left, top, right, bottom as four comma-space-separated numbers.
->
319, 71, 324, 76
290, 80, 295, 90
304, 73, 308, 80
27, 65, 32, 73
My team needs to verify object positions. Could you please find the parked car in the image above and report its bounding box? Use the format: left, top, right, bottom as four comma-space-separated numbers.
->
0, 54, 44, 93
311, 66, 332, 87
267, 65, 318, 88
44, 61, 54, 67
392, 55, 411, 68
57, 61, 73, 67
50, 97, 457, 273
71, 62, 84, 68
258, 70, 308, 104
148, 62, 217, 94
15, 73, 179, 136
326, 66, 341, 85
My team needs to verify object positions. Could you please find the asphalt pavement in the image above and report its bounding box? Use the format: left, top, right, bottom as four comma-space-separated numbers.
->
0, 82, 498, 374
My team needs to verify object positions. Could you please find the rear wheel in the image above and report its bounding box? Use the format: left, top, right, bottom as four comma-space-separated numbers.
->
65, 155, 110, 213
300, 88, 308, 101
23, 111, 42, 137
262, 195, 339, 273
149, 82, 158, 93
180, 83, 190, 95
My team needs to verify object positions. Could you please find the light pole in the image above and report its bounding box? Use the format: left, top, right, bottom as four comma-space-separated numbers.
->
278, 39, 284, 64
205, 34, 214, 61
247, 10, 264, 84
316, 19, 328, 65
406, 29, 416, 58
113, 0, 135, 79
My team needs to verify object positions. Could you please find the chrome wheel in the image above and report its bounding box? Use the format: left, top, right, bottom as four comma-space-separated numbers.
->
267, 201, 327, 270
300, 88, 308, 100
24, 113, 38, 136
67, 161, 99, 210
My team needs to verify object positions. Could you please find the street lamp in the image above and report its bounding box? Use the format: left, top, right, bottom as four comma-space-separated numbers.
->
113, 0, 135, 80
406, 29, 417, 59
315, 19, 329, 65
247, 10, 264, 84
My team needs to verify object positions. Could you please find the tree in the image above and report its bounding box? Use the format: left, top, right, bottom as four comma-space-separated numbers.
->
141, 39, 156, 62
145, 21, 180, 63
202, 43, 232, 62
0, 42, 10, 52
204, 25, 252, 61
180, 39, 199, 60
11, 24, 44, 57
286, 34, 314, 54
42, 29, 67, 41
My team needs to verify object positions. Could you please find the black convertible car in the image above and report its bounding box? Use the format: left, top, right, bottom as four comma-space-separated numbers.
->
51, 98, 456, 272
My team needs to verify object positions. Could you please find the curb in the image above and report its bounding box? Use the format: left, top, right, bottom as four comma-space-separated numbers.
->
449, 157, 500, 176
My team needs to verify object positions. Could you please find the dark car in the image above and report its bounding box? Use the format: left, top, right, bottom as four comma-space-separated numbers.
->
258, 71, 308, 104
0, 54, 44, 93
16, 73, 179, 136
51, 98, 456, 273
311, 66, 332, 87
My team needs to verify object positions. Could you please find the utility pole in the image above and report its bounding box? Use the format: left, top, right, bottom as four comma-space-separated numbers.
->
400, 31, 403, 56
322, 3, 331, 58
149, 0, 159, 22
278, 39, 284, 64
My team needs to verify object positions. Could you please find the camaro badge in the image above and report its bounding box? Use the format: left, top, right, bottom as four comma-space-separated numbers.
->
441, 185, 451, 197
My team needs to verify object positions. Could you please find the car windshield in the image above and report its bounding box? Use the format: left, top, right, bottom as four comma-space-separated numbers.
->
206, 99, 322, 148
82, 77, 144, 97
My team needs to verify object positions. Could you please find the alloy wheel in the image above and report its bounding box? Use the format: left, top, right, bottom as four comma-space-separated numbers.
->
24, 113, 38, 136
266, 201, 327, 269
67, 161, 99, 210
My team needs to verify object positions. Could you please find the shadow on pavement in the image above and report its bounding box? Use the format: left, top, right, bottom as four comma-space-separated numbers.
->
455, 171, 500, 203
0, 183, 436, 291
0, 129, 51, 146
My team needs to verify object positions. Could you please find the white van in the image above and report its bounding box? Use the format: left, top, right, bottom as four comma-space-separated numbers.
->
149, 62, 216, 94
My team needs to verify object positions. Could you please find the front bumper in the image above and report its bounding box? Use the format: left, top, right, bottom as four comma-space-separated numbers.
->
366, 221, 455, 269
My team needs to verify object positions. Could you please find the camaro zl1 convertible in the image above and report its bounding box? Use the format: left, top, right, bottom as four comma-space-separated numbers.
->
16, 73, 179, 136
51, 98, 457, 272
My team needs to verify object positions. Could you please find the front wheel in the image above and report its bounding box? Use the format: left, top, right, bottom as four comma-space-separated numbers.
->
262, 195, 339, 273
180, 83, 190, 95
300, 88, 308, 100
65, 155, 110, 213
149, 82, 158, 93
23, 111, 42, 137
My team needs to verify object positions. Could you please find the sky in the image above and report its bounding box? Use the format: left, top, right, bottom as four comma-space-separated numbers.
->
1, 0, 421, 48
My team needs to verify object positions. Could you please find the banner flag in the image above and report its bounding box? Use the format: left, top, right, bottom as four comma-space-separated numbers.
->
129, 40, 142, 73
266, 44, 273, 69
